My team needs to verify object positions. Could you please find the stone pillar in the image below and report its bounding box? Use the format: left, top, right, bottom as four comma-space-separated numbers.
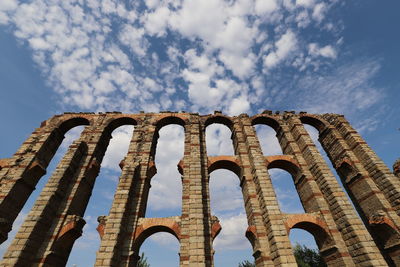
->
276, 116, 354, 266
0, 139, 88, 266
95, 119, 154, 266
231, 116, 279, 266
179, 114, 213, 267
311, 115, 400, 265
325, 114, 400, 216
235, 115, 297, 266
0, 122, 63, 244
286, 116, 387, 266
18, 115, 111, 266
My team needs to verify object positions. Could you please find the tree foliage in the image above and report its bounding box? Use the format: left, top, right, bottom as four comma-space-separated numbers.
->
137, 252, 150, 267
293, 244, 327, 267
238, 244, 326, 267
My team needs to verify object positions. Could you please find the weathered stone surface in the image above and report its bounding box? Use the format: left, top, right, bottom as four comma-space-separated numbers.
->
0, 111, 398, 267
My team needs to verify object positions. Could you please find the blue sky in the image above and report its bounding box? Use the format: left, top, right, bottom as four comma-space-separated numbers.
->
0, 0, 400, 266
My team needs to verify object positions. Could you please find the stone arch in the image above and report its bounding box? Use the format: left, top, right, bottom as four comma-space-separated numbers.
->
204, 115, 234, 131
286, 213, 336, 265
369, 213, 400, 256
101, 116, 137, 138
89, 117, 137, 165
42, 215, 86, 266
299, 115, 329, 134
56, 117, 91, 134
154, 115, 186, 130
132, 217, 181, 252
35, 116, 91, 165
265, 155, 301, 179
208, 156, 242, 178
285, 214, 333, 249
245, 225, 257, 249
251, 115, 281, 132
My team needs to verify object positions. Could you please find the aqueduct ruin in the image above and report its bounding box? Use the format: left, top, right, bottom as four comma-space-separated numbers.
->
0, 111, 399, 266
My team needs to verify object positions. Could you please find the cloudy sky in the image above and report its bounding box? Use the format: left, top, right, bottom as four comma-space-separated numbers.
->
0, 0, 400, 266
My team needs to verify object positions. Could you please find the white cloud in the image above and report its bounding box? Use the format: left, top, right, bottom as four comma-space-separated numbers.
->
264, 30, 298, 69
308, 43, 337, 58
206, 124, 235, 156
118, 25, 148, 56
143, 6, 170, 37
213, 213, 251, 250
0, 0, 18, 24
0, 0, 346, 114
228, 95, 250, 115
210, 170, 243, 212
149, 232, 179, 251
296, 0, 315, 8
296, 59, 383, 114
255, 0, 279, 15
312, 2, 327, 22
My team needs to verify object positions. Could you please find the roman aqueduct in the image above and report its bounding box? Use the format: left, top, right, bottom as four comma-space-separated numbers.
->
0, 111, 399, 266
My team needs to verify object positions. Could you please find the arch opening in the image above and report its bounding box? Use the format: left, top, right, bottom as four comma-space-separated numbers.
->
289, 229, 327, 267
267, 168, 305, 213
251, 115, 280, 132
136, 231, 180, 267
146, 124, 184, 218
204, 115, 234, 132
299, 116, 327, 134
253, 124, 283, 156
209, 169, 253, 266
206, 123, 235, 156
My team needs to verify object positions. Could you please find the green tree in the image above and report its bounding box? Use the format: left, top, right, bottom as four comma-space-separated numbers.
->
293, 244, 327, 267
238, 260, 255, 267
137, 252, 150, 267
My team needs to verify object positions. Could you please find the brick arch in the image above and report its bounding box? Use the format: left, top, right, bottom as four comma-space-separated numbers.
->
299, 115, 329, 134
102, 116, 137, 135
42, 215, 85, 266
56, 116, 91, 134
265, 155, 302, 178
251, 115, 281, 132
369, 213, 400, 255
87, 117, 137, 169
204, 115, 234, 131
208, 156, 241, 178
132, 218, 181, 252
285, 214, 333, 249
154, 115, 187, 130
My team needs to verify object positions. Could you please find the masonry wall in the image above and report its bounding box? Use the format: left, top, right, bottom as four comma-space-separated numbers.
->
0, 111, 398, 267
